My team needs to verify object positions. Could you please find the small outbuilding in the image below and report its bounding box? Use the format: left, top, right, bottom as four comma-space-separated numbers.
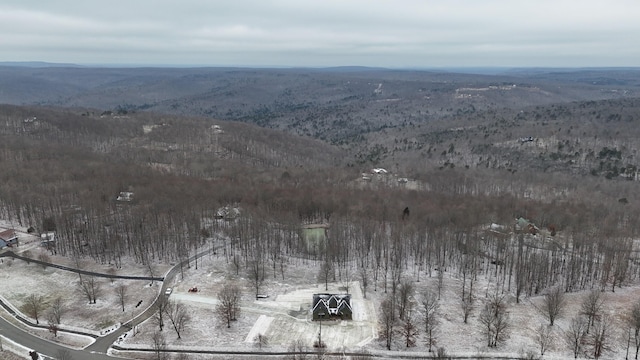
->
40, 232, 56, 249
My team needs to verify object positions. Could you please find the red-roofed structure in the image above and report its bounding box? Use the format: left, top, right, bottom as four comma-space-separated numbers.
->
0, 229, 18, 248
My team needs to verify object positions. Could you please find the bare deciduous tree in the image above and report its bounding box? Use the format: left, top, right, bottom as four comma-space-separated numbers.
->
166, 300, 190, 339
286, 339, 309, 360
379, 296, 395, 350
116, 284, 127, 312
47, 297, 66, 324
78, 277, 101, 304
460, 297, 473, 324
340, 265, 352, 294
437, 269, 444, 300
154, 295, 169, 331
396, 279, 413, 320
216, 282, 241, 328
588, 315, 612, 359
534, 323, 553, 356
581, 289, 604, 333
22, 294, 46, 324
48, 321, 59, 337
318, 260, 333, 291
478, 294, 510, 348
422, 289, 439, 352
248, 259, 266, 299
630, 300, 640, 359
541, 286, 566, 326
563, 316, 587, 359
359, 266, 369, 299
151, 331, 169, 360
398, 311, 419, 347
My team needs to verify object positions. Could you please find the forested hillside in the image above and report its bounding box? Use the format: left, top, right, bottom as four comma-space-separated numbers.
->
2, 67, 640, 357
0, 100, 638, 275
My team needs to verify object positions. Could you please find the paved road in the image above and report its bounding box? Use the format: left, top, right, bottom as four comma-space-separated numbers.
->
87, 248, 212, 354
0, 316, 124, 360
0, 252, 164, 281
0, 247, 212, 359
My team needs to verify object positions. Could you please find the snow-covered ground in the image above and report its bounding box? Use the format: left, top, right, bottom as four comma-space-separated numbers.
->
1, 335, 37, 360
122, 254, 377, 352
1, 227, 639, 359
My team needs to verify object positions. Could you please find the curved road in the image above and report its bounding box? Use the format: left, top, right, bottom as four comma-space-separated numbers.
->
0, 252, 163, 281
0, 316, 122, 360
0, 248, 212, 359
1, 247, 526, 360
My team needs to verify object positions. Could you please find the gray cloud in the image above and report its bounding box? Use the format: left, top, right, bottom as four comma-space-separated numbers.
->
1, 0, 639, 67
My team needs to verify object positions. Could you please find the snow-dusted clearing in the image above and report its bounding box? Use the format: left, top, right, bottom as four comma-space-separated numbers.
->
1, 225, 639, 360
122, 253, 377, 351
122, 249, 640, 360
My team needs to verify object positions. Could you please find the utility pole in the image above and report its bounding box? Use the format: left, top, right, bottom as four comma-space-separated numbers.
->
318, 316, 322, 348
317, 313, 325, 348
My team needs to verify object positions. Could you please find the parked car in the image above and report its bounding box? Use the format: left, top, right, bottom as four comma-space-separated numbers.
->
165, 287, 172, 296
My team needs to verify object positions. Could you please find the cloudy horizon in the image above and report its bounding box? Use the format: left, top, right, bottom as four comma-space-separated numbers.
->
2, 0, 639, 68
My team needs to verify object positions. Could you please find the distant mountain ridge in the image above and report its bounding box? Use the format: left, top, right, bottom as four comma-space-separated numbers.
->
0, 61, 82, 68
2, 65, 640, 179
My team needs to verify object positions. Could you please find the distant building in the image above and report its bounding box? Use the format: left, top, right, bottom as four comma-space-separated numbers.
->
215, 205, 241, 220
116, 191, 134, 202
40, 232, 56, 249
312, 294, 352, 321
0, 229, 19, 249
515, 217, 539, 235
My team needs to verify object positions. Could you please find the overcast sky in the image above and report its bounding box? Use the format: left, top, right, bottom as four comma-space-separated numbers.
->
2, 0, 639, 68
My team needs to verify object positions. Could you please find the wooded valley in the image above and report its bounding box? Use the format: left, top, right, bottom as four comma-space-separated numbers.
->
2, 66, 640, 358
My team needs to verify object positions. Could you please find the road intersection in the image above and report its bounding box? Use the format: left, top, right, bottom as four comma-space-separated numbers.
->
0, 249, 203, 359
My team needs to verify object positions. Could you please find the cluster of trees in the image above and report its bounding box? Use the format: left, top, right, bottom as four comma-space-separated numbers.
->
378, 285, 442, 352
20, 293, 67, 337
5, 103, 640, 356
148, 281, 241, 342
153, 296, 191, 339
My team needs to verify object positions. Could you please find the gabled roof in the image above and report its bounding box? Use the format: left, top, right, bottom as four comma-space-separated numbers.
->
0, 229, 17, 241
312, 294, 352, 316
